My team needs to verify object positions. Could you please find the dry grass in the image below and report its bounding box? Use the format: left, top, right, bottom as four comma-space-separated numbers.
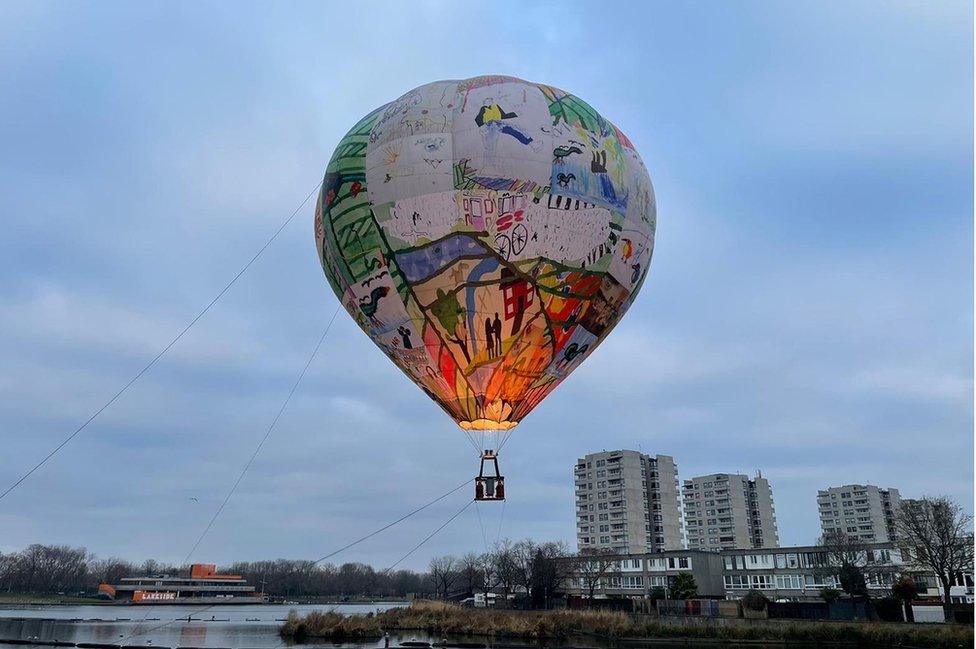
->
378, 602, 635, 638
280, 600, 975, 647
279, 609, 382, 641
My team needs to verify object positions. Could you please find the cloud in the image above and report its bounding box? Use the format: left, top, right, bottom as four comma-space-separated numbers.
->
0, 1, 970, 567
844, 366, 973, 403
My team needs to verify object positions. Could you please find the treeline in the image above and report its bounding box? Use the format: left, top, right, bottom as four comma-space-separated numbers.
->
0, 545, 429, 598
0, 539, 572, 601
0, 546, 192, 596
224, 560, 426, 598
424, 539, 573, 608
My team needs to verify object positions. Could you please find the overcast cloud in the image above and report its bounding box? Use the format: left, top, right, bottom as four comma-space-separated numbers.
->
0, 1, 971, 570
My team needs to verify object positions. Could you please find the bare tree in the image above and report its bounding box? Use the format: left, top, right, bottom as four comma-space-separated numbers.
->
493, 539, 519, 602
477, 552, 497, 606
457, 553, 481, 597
511, 539, 536, 601
897, 496, 974, 622
428, 555, 458, 600
574, 547, 620, 603
1, 544, 432, 599
816, 531, 889, 597
1, 545, 91, 594
89, 557, 136, 588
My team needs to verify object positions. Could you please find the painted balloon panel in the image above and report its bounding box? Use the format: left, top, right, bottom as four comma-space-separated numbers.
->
315, 76, 656, 432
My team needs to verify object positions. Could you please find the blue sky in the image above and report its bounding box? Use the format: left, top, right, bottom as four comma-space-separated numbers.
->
0, 1, 971, 570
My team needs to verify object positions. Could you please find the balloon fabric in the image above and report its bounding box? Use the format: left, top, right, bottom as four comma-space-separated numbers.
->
315, 75, 656, 436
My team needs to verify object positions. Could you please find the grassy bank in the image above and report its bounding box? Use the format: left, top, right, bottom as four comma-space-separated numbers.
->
280, 600, 974, 647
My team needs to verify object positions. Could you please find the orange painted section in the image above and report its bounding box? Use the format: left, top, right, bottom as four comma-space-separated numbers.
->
97, 583, 116, 598
190, 563, 241, 580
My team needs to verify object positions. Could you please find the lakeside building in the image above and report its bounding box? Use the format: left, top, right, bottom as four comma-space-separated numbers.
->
564, 543, 974, 604
817, 484, 901, 542
98, 563, 266, 604
683, 472, 779, 551
575, 450, 683, 553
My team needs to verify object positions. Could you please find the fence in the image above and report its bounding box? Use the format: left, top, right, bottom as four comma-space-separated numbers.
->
656, 599, 877, 621
656, 599, 739, 617
768, 600, 872, 621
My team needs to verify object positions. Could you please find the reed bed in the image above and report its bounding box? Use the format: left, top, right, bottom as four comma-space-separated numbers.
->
280, 600, 974, 647
280, 610, 382, 641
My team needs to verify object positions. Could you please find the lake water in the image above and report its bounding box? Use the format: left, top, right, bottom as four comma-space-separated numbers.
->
0, 603, 410, 649
0, 604, 750, 649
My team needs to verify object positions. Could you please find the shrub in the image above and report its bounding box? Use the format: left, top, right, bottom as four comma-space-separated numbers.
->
873, 597, 905, 622
819, 587, 841, 603
892, 577, 919, 603
838, 564, 867, 597
670, 572, 697, 599
741, 589, 769, 612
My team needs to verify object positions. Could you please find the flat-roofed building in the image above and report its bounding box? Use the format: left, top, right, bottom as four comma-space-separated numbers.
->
683, 472, 779, 551
97, 563, 265, 604
817, 484, 901, 542
564, 549, 726, 599
563, 543, 973, 604
574, 450, 683, 554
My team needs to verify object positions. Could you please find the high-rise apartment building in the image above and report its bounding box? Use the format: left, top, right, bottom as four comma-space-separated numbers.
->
574, 450, 683, 554
682, 473, 779, 551
817, 484, 902, 542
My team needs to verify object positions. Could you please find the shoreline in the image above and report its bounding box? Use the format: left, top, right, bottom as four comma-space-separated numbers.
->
0, 596, 408, 607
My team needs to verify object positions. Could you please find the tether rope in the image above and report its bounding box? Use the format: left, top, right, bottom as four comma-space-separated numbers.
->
123, 477, 471, 642
125, 305, 338, 636
474, 500, 490, 553
121, 603, 218, 642
495, 498, 507, 545
383, 498, 474, 573
182, 304, 341, 565
0, 180, 323, 504
311, 477, 472, 565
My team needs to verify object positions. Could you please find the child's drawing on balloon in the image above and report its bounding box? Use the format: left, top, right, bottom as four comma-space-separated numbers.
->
315, 76, 655, 431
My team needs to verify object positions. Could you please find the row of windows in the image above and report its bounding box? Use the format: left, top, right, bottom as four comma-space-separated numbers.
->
577, 501, 628, 512
570, 574, 667, 590
723, 551, 859, 570
724, 573, 836, 590
687, 517, 733, 526
578, 524, 624, 533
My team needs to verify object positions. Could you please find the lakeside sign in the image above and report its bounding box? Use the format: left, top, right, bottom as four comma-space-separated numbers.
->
133, 590, 177, 601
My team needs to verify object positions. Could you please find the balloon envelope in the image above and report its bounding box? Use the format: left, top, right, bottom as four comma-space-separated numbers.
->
315, 75, 655, 432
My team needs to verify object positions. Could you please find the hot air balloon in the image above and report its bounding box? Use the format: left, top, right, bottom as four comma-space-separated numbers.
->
314, 75, 656, 500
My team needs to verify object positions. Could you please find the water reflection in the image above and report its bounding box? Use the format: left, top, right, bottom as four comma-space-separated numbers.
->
0, 605, 715, 649
0, 604, 404, 649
